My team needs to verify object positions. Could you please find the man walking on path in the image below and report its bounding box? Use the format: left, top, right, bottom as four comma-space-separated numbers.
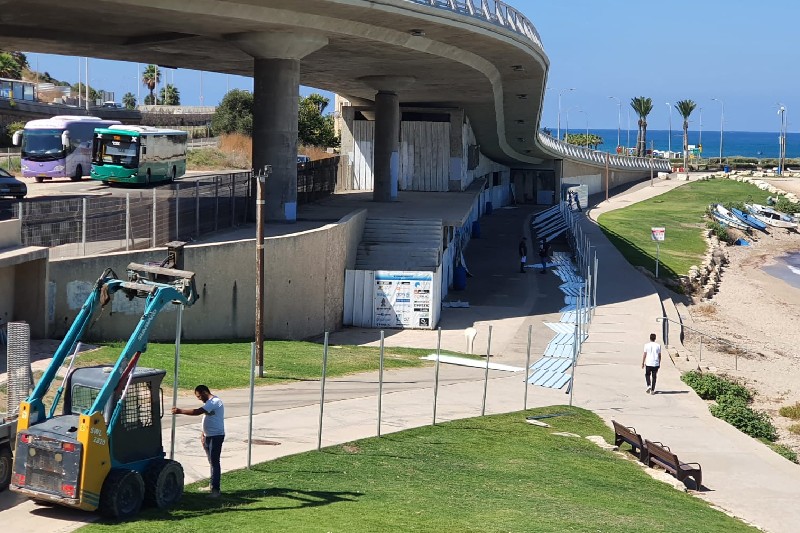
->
642, 333, 661, 394
538, 238, 550, 274
173, 385, 226, 497
518, 237, 527, 273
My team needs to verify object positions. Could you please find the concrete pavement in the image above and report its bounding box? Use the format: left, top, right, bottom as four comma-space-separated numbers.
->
4, 176, 799, 532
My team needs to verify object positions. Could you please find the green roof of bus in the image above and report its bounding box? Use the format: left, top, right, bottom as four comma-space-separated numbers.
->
94, 126, 188, 136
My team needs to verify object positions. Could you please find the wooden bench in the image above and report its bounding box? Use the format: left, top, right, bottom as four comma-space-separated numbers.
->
611, 420, 646, 462
644, 439, 703, 489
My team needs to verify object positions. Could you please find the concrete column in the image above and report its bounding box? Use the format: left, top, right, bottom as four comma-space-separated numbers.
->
253, 58, 299, 221
449, 109, 465, 191
226, 31, 328, 221
359, 76, 414, 202
373, 90, 400, 202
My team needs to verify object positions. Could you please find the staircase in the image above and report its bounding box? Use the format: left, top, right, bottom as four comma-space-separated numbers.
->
355, 217, 442, 271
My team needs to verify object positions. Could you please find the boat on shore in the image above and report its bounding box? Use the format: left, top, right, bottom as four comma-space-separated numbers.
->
712, 204, 750, 231
745, 204, 798, 229
731, 207, 768, 231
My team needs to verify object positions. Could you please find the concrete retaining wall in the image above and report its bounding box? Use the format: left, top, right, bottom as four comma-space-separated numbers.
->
563, 160, 656, 194
48, 209, 367, 342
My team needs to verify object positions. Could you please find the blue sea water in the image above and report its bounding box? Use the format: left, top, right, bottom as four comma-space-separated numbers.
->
558, 128, 796, 159
763, 252, 800, 290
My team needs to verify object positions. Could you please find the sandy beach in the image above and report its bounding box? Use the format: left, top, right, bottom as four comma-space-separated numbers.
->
681, 201, 800, 452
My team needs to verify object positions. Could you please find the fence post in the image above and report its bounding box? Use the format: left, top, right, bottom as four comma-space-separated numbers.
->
175, 183, 180, 241
125, 193, 131, 251
81, 197, 87, 256
152, 187, 157, 247
195, 180, 200, 239
432, 327, 441, 426
523, 324, 532, 410
230, 174, 236, 228
214, 176, 219, 232
662, 313, 669, 348
377, 331, 385, 437
481, 325, 493, 416
317, 332, 329, 451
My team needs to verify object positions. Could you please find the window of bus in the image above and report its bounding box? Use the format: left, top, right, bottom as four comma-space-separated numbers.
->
93, 134, 139, 168
21, 129, 64, 160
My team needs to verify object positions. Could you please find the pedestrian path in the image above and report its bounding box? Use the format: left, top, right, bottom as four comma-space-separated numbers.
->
3, 175, 799, 533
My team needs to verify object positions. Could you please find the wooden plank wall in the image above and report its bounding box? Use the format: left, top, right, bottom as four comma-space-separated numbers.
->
353, 120, 375, 190
400, 121, 450, 192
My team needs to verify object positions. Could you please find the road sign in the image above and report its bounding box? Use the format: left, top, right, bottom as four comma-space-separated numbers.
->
651, 227, 666, 241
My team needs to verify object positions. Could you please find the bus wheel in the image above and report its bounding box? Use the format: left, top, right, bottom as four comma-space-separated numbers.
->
70, 165, 83, 181
170, 167, 177, 182
35, 176, 44, 183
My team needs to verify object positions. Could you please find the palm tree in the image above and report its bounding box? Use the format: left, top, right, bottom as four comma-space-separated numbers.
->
122, 92, 136, 110
159, 84, 180, 106
630, 97, 653, 157
675, 100, 697, 171
141, 64, 160, 105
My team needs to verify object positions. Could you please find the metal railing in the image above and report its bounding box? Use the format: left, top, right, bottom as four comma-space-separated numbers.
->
406, 0, 543, 48
656, 316, 752, 370
537, 132, 672, 172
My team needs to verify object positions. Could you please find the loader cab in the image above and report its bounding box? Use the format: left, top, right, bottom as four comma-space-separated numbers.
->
65, 366, 166, 466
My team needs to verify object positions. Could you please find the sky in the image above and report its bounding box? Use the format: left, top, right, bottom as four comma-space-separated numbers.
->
23, 0, 800, 132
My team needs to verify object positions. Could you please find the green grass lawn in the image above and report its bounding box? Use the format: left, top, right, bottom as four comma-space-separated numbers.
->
70, 341, 457, 392
597, 178, 770, 280
79, 406, 757, 533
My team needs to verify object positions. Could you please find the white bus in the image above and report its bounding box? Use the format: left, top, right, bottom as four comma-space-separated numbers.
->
13, 116, 121, 182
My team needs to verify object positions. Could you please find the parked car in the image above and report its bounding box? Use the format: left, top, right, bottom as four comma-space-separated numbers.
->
0, 168, 27, 199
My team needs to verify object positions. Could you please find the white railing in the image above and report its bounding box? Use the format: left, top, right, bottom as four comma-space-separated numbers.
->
405, 0, 543, 48
536, 132, 672, 172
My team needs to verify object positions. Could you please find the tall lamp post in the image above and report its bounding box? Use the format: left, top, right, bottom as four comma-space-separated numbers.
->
557, 88, 575, 141
565, 106, 579, 142
608, 96, 621, 151
778, 104, 787, 175
712, 97, 725, 166
665, 102, 672, 156
577, 110, 589, 149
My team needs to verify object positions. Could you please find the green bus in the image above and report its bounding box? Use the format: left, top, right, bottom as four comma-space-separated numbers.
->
90, 125, 188, 185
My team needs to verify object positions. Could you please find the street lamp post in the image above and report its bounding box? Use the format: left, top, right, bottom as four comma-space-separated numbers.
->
577, 110, 589, 149
626, 107, 631, 154
609, 96, 621, 151
565, 106, 579, 143
557, 88, 575, 141
666, 102, 672, 156
778, 104, 787, 175
712, 98, 725, 166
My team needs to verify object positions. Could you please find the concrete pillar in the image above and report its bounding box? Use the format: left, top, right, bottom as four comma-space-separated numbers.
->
449, 109, 465, 191
359, 76, 414, 202
373, 90, 400, 202
226, 31, 328, 221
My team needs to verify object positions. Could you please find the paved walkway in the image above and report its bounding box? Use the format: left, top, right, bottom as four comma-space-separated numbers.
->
3, 175, 799, 532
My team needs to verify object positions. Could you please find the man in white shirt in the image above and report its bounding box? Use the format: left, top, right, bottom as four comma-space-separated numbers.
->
172, 385, 225, 497
641, 333, 661, 395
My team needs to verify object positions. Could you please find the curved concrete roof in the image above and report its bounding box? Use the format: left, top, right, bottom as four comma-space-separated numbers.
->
0, 0, 550, 166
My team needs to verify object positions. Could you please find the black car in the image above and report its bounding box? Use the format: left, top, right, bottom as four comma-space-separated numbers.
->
0, 167, 27, 199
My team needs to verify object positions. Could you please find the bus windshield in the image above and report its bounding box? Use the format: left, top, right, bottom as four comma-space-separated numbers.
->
93, 135, 139, 169
21, 129, 65, 161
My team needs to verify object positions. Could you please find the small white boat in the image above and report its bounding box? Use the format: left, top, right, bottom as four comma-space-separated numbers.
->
712, 204, 750, 231
745, 204, 798, 229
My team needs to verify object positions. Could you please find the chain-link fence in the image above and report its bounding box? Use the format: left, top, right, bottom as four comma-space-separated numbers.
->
11, 159, 341, 258
14, 172, 252, 258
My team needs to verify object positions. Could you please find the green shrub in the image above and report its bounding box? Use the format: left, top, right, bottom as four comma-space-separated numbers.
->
766, 442, 799, 463
709, 401, 777, 441
705, 220, 730, 243
788, 424, 800, 435
681, 371, 751, 402
779, 403, 800, 420
774, 197, 800, 217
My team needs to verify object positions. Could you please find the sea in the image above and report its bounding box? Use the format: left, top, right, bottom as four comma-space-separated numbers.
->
562, 128, 796, 160
763, 252, 800, 290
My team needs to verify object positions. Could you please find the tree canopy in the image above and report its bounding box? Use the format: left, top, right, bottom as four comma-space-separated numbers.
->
159, 84, 180, 106
211, 89, 254, 136
122, 92, 137, 110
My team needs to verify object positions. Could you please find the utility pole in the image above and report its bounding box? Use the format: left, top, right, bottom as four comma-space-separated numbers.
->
254, 165, 272, 378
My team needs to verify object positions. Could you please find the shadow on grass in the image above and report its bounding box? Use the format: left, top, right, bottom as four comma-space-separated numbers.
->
599, 225, 681, 281
95, 487, 363, 524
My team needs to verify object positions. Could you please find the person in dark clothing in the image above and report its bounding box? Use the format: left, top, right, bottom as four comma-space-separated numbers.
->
518, 237, 527, 273
538, 238, 550, 274
573, 191, 582, 212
